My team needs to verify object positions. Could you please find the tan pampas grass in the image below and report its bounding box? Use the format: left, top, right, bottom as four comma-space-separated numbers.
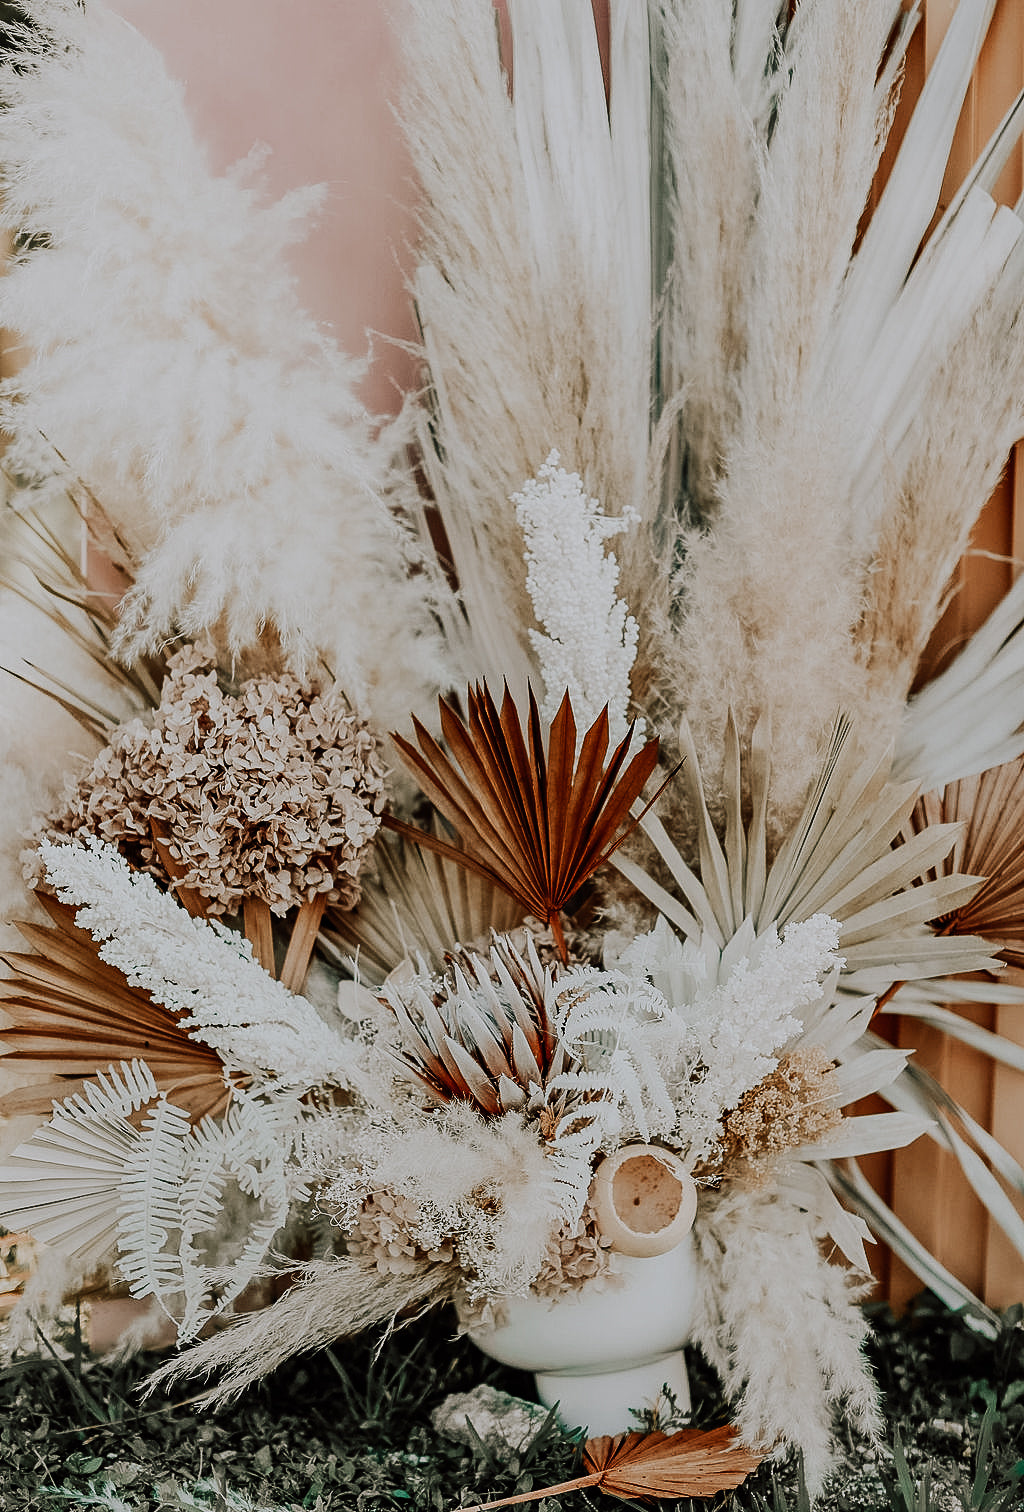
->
856, 277, 1024, 717
399, 0, 653, 696
146, 1257, 456, 1406
0, 3, 444, 725
652, 0, 906, 824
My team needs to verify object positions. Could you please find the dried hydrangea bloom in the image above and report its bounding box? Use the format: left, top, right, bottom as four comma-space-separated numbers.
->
343, 1189, 455, 1277
35, 643, 386, 916
530, 1200, 616, 1303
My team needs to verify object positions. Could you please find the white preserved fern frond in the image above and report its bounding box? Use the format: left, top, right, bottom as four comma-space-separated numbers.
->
549, 971, 675, 1144
177, 1095, 297, 1342
116, 1095, 191, 1315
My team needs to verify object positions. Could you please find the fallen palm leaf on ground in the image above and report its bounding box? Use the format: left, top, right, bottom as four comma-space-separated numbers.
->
460, 1424, 766, 1509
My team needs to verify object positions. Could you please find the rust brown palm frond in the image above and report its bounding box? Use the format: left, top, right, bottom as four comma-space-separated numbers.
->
386, 684, 661, 959
383, 936, 570, 1117
460, 1425, 765, 1510
0, 893, 233, 1121
908, 755, 1024, 965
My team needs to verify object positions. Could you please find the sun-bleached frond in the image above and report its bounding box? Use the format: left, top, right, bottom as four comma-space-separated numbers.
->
0, 1060, 160, 1271
322, 831, 523, 986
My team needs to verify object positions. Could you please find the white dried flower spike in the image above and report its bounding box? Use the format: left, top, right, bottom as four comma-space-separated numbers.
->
514, 451, 642, 742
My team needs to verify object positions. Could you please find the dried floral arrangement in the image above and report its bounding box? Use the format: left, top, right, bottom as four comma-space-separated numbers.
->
1, 0, 1024, 1500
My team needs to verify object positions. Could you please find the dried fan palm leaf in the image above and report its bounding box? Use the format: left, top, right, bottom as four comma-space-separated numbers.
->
0, 1060, 163, 1270
905, 756, 1024, 965
387, 684, 661, 959
1, 495, 164, 723
0, 893, 232, 1122
323, 830, 522, 985
461, 1425, 765, 1510
612, 713, 996, 990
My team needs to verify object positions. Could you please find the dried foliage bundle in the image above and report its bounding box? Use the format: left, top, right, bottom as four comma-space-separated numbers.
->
2, 0, 1024, 1499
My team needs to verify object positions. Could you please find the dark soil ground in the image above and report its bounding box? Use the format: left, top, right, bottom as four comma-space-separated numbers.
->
0, 1293, 1021, 1512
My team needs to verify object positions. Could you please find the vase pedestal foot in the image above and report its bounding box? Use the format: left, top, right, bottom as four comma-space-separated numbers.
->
533, 1349, 691, 1437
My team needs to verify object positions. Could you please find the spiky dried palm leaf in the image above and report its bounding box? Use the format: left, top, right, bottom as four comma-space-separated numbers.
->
612, 712, 997, 991
322, 830, 522, 985
382, 935, 569, 1116
906, 754, 1024, 965
461, 1425, 765, 1510
388, 684, 661, 959
0, 892, 233, 1121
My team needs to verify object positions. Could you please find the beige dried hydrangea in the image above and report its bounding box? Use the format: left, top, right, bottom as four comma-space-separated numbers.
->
530, 1199, 616, 1303
344, 1189, 455, 1276
33, 643, 386, 916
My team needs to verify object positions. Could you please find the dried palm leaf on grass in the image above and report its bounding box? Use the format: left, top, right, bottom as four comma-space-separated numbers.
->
0, 892, 232, 1122
460, 1425, 765, 1509
387, 684, 662, 959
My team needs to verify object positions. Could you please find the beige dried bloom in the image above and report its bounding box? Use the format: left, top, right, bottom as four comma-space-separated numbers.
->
33, 643, 386, 916
530, 1200, 616, 1303
720, 1047, 842, 1170
343, 1189, 454, 1277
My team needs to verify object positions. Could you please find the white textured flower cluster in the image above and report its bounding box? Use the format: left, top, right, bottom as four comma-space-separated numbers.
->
513, 451, 641, 741
40, 838, 359, 1090
613, 912, 843, 1164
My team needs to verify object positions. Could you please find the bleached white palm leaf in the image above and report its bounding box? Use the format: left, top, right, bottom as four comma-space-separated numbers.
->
827, 1159, 1000, 1334
613, 714, 997, 987
0, 1059, 158, 1270
894, 571, 1024, 788
829, 0, 999, 380
877, 1052, 1024, 1267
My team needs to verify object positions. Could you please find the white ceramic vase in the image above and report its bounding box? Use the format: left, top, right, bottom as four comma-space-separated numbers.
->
465, 1234, 700, 1437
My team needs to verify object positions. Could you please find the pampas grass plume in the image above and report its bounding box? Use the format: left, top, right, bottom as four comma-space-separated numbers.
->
0, 2, 443, 724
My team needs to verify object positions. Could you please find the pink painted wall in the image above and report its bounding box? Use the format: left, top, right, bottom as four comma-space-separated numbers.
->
110, 0, 419, 415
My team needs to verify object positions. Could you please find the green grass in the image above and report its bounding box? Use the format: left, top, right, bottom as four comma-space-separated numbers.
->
0, 1294, 1021, 1511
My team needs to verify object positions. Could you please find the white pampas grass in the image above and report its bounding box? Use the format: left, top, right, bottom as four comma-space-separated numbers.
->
0, 1, 442, 723
398, 0, 652, 697
691, 1184, 881, 1495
